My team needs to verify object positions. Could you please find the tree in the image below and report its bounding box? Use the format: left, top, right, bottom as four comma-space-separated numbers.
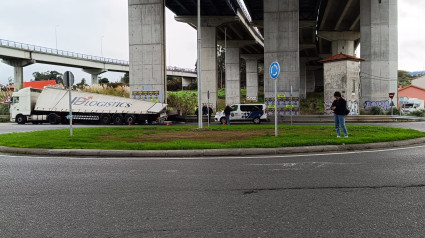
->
32, 71, 63, 84
98, 77, 109, 84
398, 70, 414, 87
121, 72, 129, 84
76, 78, 88, 88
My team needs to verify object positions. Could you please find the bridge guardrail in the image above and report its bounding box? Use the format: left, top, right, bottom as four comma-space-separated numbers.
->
0, 38, 197, 74
0, 38, 129, 66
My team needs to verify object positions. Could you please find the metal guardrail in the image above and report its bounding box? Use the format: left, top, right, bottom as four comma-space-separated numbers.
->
0, 38, 129, 65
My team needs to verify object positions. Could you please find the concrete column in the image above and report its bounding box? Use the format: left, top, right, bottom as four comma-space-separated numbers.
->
225, 47, 240, 105
200, 26, 217, 109
241, 54, 263, 102
299, 58, 308, 99
82, 68, 107, 84
264, 0, 300, 118
318, 31, 360, 56
306, 69, 315, 93
360, 0, 398, 105
2, 59, 34, 91
128, 0, 166, 103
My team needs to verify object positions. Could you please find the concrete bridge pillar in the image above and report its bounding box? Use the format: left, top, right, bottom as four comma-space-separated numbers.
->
2, 59, 34, 91
241, 54, 263, 102
82, 68, 108, 84
200, 26, 218, 108
225, 46, 240, 105
360, 0, 398, 105
318, 31, 360, 56
128, 0, 166, 103
264, 0, 300, 118
299, 58, 309, 99
306, 67, 316, 93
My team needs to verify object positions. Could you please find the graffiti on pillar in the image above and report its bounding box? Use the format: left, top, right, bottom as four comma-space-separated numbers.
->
347, 100, 359, 115
324, 100, 334, 115
363, 100, 390, 111
132, 91, 160, 103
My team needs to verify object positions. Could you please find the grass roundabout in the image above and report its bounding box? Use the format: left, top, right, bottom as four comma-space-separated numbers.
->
0, 125, 424, 151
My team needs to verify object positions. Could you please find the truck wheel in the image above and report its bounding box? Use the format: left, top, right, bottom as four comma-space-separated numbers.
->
253, 117, 261, 124
220, 117, 226, 124
125, 115, 136, 125
16, 115, 27, 124
47, 113, 60, 124
100, 114, 111, 125
113, 115, 123, 125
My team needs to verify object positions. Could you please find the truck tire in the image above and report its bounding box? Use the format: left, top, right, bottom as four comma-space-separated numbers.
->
100, 114, 111, 125
47, 113, 60, 124
113, 115, 123, 125
16, 115, 27, 124
125, 115, 136, 125
253, 117, 261, 124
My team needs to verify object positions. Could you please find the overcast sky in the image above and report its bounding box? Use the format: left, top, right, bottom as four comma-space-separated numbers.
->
0, 0, 423, 86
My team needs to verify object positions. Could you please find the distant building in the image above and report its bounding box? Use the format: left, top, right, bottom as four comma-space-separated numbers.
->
412, 75, 425, 89
398, 84, 425, 104
7, 80, 56, 91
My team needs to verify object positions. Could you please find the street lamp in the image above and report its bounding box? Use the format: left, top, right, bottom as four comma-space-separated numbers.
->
101, 35, 104, 58
55, 25, 60, 50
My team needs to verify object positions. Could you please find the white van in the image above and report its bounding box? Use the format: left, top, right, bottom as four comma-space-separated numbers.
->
214, 104, 267, 124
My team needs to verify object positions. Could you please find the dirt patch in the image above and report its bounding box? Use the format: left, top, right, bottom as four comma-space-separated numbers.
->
103, 129, 275, 143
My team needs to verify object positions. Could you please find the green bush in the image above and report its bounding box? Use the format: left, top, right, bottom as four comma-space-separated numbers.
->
167, 91, 197, 115
387, 108, 400, 115
0, 104, 10, 115
409, 109, 425, 117
369, 106, 385, 115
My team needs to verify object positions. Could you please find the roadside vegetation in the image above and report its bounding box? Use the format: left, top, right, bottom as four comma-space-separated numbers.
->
0, 125, 423, 151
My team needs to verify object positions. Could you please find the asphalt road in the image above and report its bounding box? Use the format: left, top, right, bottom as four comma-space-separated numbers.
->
1, 146, 425, 237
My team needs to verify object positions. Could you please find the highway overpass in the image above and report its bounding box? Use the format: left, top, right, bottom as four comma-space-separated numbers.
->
129, 0, 397, 113
0, 39, 196, 91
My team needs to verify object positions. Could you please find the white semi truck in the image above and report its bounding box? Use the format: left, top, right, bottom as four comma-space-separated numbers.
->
10, 87, 167, 125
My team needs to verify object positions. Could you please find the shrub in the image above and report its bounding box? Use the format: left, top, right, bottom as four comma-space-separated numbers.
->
167, 91, 197, 115
409, 109, 425, 117
387, 108, 400, 115
187, 82, 197, 90
0, 104, 9, 115
369, 106, 385, 115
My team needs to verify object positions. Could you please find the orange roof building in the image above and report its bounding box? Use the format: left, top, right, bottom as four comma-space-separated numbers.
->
398, 85, 425, 104
7, 80, 56, 91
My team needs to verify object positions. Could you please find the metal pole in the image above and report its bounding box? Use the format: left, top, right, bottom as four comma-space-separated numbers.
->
197, 0, 202, 129
55, 25, 59, 50
274, 77, 278, 137
290, 85, 293, 126
68, 82, 73, 136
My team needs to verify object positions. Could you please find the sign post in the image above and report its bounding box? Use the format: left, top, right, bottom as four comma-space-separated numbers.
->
389, 92, 395, 116
399, 96, 409, 116
64, 71, 74, 136
269, 62, 280, 137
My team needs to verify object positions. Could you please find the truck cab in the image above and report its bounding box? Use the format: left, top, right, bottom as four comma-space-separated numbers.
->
10, 88, 41, 124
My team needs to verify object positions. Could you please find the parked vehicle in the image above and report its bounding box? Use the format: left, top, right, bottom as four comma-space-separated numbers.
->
214, 104, 267, 124
10, 87, 167, 125
401, 98, 424, 113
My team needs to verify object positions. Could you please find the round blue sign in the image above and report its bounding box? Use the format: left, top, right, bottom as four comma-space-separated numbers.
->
269, 62, 280, 79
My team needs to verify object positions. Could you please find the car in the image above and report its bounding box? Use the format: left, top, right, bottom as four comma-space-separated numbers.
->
214, 104, 267, 124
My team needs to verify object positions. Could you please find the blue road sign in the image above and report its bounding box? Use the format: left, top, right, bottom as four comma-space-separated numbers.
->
269, 62, 280, 79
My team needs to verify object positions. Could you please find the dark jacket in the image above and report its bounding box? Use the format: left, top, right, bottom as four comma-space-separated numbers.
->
332, 98, 347, 115
202, 105, 208, 115
224, 106, 232, 116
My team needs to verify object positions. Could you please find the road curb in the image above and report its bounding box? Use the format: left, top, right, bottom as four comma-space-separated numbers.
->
1, 137, 425, 158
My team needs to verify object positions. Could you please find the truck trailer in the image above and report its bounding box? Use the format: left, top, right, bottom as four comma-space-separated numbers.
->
10, 87, 167, 125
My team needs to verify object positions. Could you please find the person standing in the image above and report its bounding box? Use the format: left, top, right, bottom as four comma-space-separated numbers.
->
224, 104, 232, 125
331, 91, 349, 138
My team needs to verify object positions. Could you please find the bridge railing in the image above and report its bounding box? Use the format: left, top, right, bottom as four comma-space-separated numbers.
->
166, 66, 196, 74
0, 38, 129, 66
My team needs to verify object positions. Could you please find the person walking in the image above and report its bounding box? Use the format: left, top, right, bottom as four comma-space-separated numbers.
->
224, 104, 232, 125
331, 91, 349, 138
